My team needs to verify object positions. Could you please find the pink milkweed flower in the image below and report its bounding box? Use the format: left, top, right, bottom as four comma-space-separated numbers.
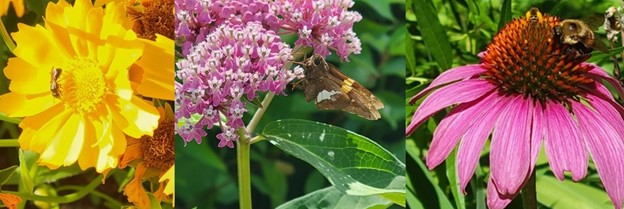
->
406, 8, 624, 209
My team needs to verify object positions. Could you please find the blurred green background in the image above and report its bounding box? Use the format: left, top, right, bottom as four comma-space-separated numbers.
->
407, 0, 622, 209
174, 0, 406, 208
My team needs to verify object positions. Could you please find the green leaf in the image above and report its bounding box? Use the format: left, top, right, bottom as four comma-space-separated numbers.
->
262, 119, 405, 206
34, 164, 81, 183
411, 0, 453, 70
497, 0, 512, 30
275, 186, 393, 209
406, 140, 454, 209
445, 148, 465, 209
0, 165, 17, 186
536, 175, 613, 209
18, 150, 36, 193
358, 0, 396, 21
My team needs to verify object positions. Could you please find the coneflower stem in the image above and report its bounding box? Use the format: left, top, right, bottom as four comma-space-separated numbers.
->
521, 170, 537, 209
0, 20, 15, 52
237, 131, 252, 209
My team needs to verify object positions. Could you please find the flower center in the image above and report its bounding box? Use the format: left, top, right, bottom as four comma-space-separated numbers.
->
141, 119, 174, 171
57, 58, 109, 114
128, 0, 175, 40
480, 9, 594, 103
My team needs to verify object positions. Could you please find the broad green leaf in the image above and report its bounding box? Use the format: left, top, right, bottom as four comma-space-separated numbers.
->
262, 119, 405, 206
445, 148, 465, 209
275, 186, 393, 209
411, 0, 453, 70
536, 175, 613, 209
0, 166, 17, 186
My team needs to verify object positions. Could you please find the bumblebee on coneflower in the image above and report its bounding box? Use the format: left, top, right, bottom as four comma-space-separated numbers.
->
407, 8, 624, 209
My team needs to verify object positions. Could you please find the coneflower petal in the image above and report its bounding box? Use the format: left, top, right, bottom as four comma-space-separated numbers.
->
572, 102, 624, 209
427, 92, 498, 169
586, 63, 624, 99
457, 92, 506, 192
486, 176, 514, 209
543, 101, 587, 181
490, 95, 532, 195
529, 100, 543, 172
406, 79, 495, 136
409, 65, 485, 104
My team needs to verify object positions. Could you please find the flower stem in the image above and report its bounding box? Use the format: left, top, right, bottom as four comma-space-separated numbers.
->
0, 19, 15, 52
521, 170, 537, 209
237, 131, 252, 209
246, 92, 275, 134
0, 139, 18, 147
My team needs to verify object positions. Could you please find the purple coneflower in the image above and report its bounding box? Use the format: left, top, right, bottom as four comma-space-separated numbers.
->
406, 8, 624, 209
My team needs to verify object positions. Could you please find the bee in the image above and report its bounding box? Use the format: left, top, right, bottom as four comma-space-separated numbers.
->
553, 19, 595, 56
51, 67, 62, 98
527, 7, 543, 23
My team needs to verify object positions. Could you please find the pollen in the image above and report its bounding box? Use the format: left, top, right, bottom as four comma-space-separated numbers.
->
57, 58, 109, 114
141, 119, 174, 171
480, 8, 594, 103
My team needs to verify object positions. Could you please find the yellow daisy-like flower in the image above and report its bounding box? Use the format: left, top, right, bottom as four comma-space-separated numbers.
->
119, 103, 174, 208
0, 0, 161, 172
1, 0, 24, 17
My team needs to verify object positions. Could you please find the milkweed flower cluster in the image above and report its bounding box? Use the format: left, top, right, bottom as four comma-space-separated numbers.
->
175, 0, 362, 147
407, 8, 624, 209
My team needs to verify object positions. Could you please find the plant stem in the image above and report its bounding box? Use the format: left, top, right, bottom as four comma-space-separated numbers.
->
0, 139, 18, 147
246, 92, 275, 134
0, 19, 15, 52
237, 131, 252, 209
521, 170, 537, 209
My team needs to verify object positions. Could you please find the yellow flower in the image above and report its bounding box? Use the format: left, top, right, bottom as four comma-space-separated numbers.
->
119, 103, 174, 208
1, 0, 24, 17
0, 0, 161, 172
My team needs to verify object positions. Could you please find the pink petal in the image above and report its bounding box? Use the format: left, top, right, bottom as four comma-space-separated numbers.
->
529, 100, 543, 171
409, 65, 485, 104
572, 102, 624, 209
487, 177, 515, 209
592, 83, 624, 122
456, 93, 507, 192
427, 92, 498, 169
490, 95, 532, 195
586, 93, 624, 140
586, 63, 624, 99
406, 79, 495, 136
542, 101, 587, 181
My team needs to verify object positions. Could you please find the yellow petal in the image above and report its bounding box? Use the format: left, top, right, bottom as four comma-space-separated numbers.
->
4, 58, 49, 95
135, 35, 173, 100
11, 24, 69, 69
0, 92, 58, 117
110, 96, 159, 138
17, 105, 66, 151
39, 113, 85, 167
